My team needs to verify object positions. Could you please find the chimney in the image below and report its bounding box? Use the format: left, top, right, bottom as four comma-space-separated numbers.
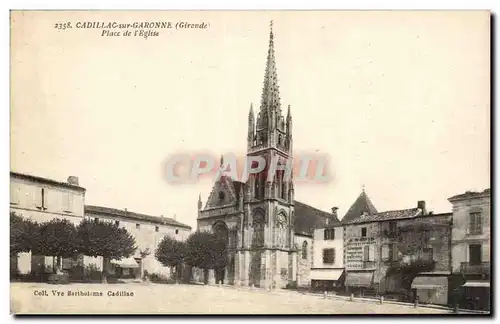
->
161, 215, 165, 225
173, 214, 177, 221
67, 176, 79, 186
331, 207, 339, 218
124, 208, 128, 212
417, 201, 426, 214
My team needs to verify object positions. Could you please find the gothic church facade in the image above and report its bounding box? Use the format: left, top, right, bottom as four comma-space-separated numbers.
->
197, 25, 339, 289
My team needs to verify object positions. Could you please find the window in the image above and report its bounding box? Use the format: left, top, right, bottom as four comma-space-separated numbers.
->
41, 188, 46, 209
252, 213, 265, 247
391, 244, 398, 261
115, 220, 120, 226
363, 245, 370, 261
302, 241, 308, 259
323, 248, 335, 264
62, 192, 73, 212
469, 212, 482, 234
381, 245, 390, 261
324, 228, 335, 240
175, 229, 179, 235
136, 223, 140, 229
389, 221, 397, 232
469, 244, 482, 265
361, 227, 367, 237
35, 188, 47, 209
254, 173, 265, 199
422, 248, 433, 261
155, 226, 159, 232
10, 185, 20, 205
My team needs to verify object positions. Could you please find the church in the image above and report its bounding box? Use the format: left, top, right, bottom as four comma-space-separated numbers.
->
196, 24, 339, 289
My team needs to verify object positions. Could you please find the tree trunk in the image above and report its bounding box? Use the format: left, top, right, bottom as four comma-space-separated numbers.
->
203, 268, 209, 284
56, 256, 62, 274
52, 257, 57, 273
102, 257, 108, 284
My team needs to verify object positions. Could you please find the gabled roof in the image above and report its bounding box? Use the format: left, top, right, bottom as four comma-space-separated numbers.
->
344, 208, 422, 225
204, 176, 243, 209
294, 201, 339, 235
341, 191, 378, 223
85, 205, 191, 229
448, 188, 491, 202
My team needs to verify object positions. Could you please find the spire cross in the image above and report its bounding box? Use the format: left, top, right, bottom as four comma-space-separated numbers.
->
270, 20, 273, 30
362, 184, 366, 193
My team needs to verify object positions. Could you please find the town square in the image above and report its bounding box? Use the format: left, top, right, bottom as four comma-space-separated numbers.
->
11, 282, 458, 315
9, 11, 490, 315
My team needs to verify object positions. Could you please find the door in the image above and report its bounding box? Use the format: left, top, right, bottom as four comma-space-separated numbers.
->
249, 252, 261, 287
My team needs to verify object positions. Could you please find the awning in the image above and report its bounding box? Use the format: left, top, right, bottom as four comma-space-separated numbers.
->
310, 269, 344, 281
111, 257, 139, 268
411, 276, 447, 289
345, 272, 373, 287
462, 281, 490, 288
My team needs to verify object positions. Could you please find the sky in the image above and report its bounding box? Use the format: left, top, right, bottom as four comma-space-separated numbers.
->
10, 11, 490, 229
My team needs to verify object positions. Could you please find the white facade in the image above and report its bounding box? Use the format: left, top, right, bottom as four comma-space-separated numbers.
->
84, 208, 191, 276
311, 226, 344, 282
449, 189, 490, 275
10, 172, 86, 274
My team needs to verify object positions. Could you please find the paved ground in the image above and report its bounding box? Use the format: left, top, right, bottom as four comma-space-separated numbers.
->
11, 282, 454, 315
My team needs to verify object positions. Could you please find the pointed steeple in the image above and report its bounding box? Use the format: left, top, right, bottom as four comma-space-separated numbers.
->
342, 190, 378, 223
248, 103, 255, 147
260, 20, 281, 117
198, 193, 202, 211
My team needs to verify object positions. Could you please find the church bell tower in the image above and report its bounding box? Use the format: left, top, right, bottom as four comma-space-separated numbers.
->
240, 21, 297, 289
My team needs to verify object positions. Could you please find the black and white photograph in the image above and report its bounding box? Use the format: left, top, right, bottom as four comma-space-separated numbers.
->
8, 10, 491, 315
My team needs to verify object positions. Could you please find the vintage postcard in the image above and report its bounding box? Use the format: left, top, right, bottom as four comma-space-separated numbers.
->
10, 10, 490, 315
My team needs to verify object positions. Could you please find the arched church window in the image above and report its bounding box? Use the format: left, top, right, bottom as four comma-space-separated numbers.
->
302, 241, 308, 259
213, 222, 229, 245
252, 212, 265, 247
280, 171, 287, 199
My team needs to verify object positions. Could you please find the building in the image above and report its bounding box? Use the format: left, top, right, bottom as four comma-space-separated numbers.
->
196, 24, 339, 289
84, 206, 192, 279
10, 171, 193, 280
310, 223, 345, 291
10, 171, 86, 274
448, 188, 490, 310
342, 191, 452, 305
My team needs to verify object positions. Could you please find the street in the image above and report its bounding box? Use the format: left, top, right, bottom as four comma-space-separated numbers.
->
11, 282, 454, 315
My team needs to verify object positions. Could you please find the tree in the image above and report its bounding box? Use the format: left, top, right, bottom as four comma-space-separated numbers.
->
10, 212, 40, 257
36, 218, 77, 273
155, 236, 186, 283
76, 218, 137, 283
185, 231, 228, 283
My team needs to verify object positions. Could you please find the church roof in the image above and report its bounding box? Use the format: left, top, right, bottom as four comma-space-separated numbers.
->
341, 191, 378, 223
294, 201, 340, 236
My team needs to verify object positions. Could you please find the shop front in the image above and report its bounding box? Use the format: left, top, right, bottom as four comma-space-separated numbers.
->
411, 275, 449, 305
110, 257, 140, 279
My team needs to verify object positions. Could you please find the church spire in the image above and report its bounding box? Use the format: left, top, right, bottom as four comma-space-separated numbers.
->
247, 103, 255, 149
260, 20, 281, 115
